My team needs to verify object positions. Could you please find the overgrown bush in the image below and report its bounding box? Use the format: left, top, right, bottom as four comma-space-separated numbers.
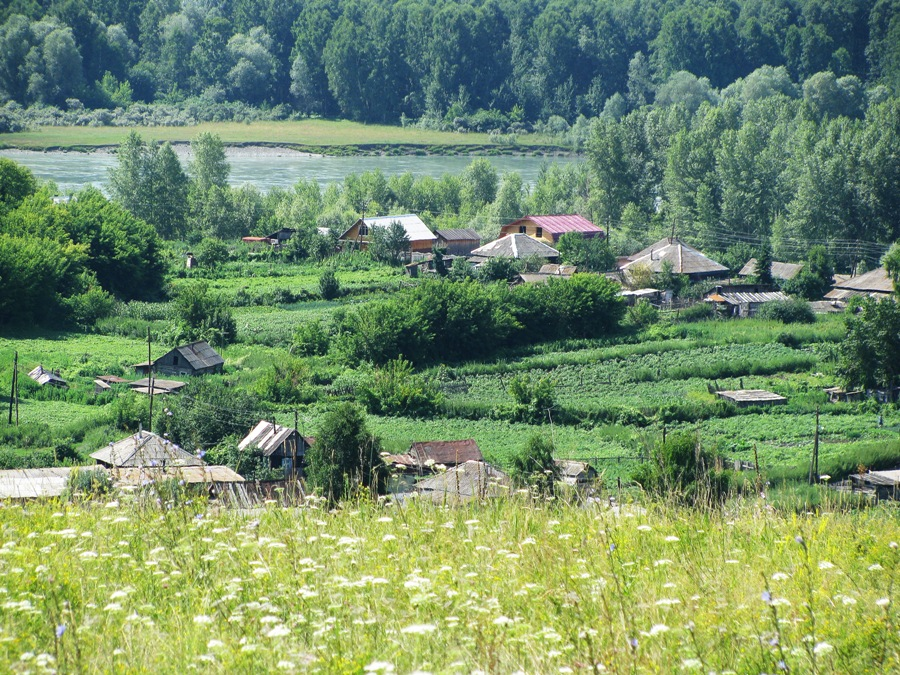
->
758, 299, 815, 324
318, 269, 341, 299
292, 320, 331, 356
65, 467, 112, 499
358, 358, 442, 418
632, 432, 730, 504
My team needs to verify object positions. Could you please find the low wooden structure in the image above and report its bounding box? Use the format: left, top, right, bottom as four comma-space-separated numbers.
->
620, 237, 728, 280
110, 465, 244, 489
435, 228, 481, 256
823, 386, 864, 403
738, 258, 804, 281
27, 365, 67, 388
134, 341, 224, 378
825, 267, 893, 300
704, 285, 791, 317
129, 378, 187, 395
340, 214, 437, 253
555, 460, 598, 488
849, 469, 900, 499
238, 420, 313, 474
384, 439, 484, 493
0, 467, 74, 499
413, 460, 510, 504
619, 288, 662, 305
716, 389, 787, 407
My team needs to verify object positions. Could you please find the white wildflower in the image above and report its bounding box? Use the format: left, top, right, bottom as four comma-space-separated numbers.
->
869, 564, 884, 571
664, 536, 680, 543
493, 616, 514, 626
818, 561, 835, 570
266, 625, 290, 638
363, 661, 395, 672
772, 572, 790, 581
401, 624, 437, 634
193, 615, 214, 625
813, 642, 833, 655
649, 624, 669, 636
681, 659, 703, 669
877, 598, 890, 607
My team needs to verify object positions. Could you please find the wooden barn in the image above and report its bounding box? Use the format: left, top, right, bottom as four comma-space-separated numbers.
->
339, 214, 437, 253
434, 228, 481, 255
825, 267, 894, 301
238, 420, 314, 475
27, 365, 67, 388
134, 341, 224, 377
738, 258, 804, 281
703, 285, 791, 317
499, 215, 604, 244
91, 431, 204, 468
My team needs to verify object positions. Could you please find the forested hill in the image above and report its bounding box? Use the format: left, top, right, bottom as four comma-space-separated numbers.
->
0, 0, 897, 126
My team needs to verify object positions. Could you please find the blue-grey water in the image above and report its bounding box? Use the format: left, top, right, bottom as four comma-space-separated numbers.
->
0, 148, 581, 194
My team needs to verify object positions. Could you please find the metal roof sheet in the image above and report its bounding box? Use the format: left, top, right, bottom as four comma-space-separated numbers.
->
0, 467, 75, 499
27, 366, 67, 387
129, 378, 187, 392
738, 258, 804, 280
111, 465, 244, 486
707, 290, 791, 305
351, 214, 437, 242
471, 234, 560, 259
91, 431, 204, 468
830, 267, 893, 294
238, 420, 302, 457
410, 439, 483, 466
414, 461, 510, 502
435, 228, 480, 242
716, 390, 786, 404
506, 215, 603, 235
539, 264, 577, 275
175, 341, 225, 370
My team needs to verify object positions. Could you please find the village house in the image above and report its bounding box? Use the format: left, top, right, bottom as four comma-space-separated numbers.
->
738, 258, 804, 281
703, 284, 792, 317
434, 228, 481, 256
499, 215, 604, 244
824, 266, 894, 301
238, 420, 314, 475
91, 430, 204, 468
620, 237, 729, 281
27, 365, 67, 388
468, 233, 560, 264
133, 341, 224, 378
555, 460, 598, 488
339, 214, 437, 253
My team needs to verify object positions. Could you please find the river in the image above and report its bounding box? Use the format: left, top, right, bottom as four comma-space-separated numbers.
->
0, 148, 582, 194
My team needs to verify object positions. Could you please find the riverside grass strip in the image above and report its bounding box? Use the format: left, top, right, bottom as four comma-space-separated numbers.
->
0, 498, 898, 673
0, 120, 566, 154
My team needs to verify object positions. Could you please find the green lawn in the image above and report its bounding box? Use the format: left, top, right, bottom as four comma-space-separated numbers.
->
0, 120, 566, 152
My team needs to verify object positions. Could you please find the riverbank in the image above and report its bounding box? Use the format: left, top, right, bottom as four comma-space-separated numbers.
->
0, 119, 574, 156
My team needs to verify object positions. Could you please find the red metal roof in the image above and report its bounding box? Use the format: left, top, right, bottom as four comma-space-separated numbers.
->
506, 215, 604, 236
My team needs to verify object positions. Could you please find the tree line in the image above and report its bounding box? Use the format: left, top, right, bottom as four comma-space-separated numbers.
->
0, 0, 897, 126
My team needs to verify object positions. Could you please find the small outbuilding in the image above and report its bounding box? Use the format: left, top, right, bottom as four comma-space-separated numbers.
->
128, 378, 187, 395
238, 420, 314, 475
555, 460, 598, 488
500, 215, 604, 244
825, 267, 894, 301
27, 366, 67, 388
414, 460, 510, 504
716, 389, 787, 407
91, 430, 204, 468
0, 467, 75, 500
849, 469, 900, 499
435, 228, 481, 256
703, 285, 791, 317
134, 341, 224, 378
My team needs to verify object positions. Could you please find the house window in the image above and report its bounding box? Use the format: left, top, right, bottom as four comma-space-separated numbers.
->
173, 355, 179, 366
536, 227, 543, 239
518, 225, 526, 234
359, 224, 369, 236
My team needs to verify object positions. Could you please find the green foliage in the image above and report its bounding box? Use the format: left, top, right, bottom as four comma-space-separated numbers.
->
292, 320, 331, 357
172, 282, 236, 347
556, 232, 615, 272
784, 246, 834, 300
318, 269, 341, 299
65, 467, 112, 499
477, 256, 519, 282
882, 242, 900, 295
838, 297, 900, 395
757, 299, 816, 324
0, 157, 37, 215
194, 238, 230, 267
254, 358, 317, 405
305, 402, 383, 502
509, 434, 559, 495
632, 432, 727, 504
368, 220, 410, 266
358, 357, 442, 418
625, 299, 660, 329
506, 374, 556, 424
205, 441, 283, 481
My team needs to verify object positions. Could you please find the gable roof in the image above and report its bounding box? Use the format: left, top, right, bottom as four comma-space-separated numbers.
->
90, 431, 204, 468
411, 439, 483, 465
414, 461, 510, 502
27, 366, 67, 388
345, 214, 436, 242
173, 341, 224, 370
470, 233, 560, 259
623, 237, 728, 276
506, 214, 603, 236
705, 289, 791, 305
828, 266, 893, 295
239, 420, 308, 457
435, 228, 480, 242
738, 258, 804, 280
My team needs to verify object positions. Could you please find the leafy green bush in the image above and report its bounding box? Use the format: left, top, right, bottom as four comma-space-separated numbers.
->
758, 299, 815, 324
676, 302, 715, 322
358, 358, 442, 418
293, 320, 331, 356
318, 269, 341, 299
625, 299, 659, 328
65, 467, 112, 498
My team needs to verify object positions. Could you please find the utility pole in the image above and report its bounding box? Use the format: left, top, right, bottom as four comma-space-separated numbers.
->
293, 409, 299, 479
809, 407, 820, 484
8, 351, 16, 425
147, 327, 153, 434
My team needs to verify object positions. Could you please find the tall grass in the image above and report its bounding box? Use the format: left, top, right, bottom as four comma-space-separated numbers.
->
0, 497, 899, 672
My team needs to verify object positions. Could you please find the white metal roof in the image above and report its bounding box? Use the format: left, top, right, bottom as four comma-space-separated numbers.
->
359, 214, 437, 242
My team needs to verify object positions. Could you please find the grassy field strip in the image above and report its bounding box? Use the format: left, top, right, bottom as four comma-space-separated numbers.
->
1, 500, 898, 672
0, 120, 564, 151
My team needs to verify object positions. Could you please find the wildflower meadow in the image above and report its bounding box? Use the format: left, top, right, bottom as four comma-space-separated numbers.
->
1, 496, 898, 673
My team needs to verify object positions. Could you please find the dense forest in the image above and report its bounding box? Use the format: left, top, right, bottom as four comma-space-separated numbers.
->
0, 0, 897, 126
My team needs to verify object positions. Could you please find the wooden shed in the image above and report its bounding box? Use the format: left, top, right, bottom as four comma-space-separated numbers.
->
414, 460, 510, 504
555, 460, 598, 488
703, 285, 791, 317
91, 431, 204, 468
825, 267, 894, 301
238, 420, 313, 475
738, 258, 804, 281
134, 341, 224, 377
716, 389, 786, 407
435, 228, 481, 256
27, 365, 67, 388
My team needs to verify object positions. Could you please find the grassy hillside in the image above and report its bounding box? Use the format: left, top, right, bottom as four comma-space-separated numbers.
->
1, 497, 898, 673
0, 120, 567, 154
